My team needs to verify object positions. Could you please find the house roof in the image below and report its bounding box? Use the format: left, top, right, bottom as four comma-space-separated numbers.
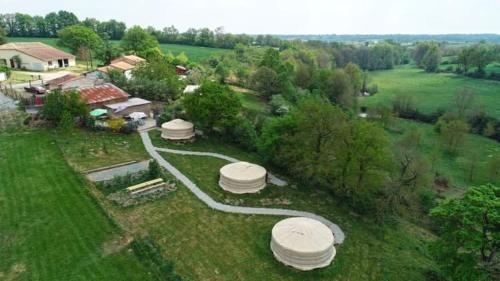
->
45, 74, 78, 87
111, 55, 145, 66
78, 83, 130, 105
0, 42, 75, 61
104, 97, 151, 110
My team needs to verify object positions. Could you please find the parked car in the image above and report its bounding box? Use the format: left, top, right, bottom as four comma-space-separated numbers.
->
24, 85, 47, 94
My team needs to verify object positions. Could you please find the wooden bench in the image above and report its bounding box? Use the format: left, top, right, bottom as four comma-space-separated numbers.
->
127, 178, 166, 197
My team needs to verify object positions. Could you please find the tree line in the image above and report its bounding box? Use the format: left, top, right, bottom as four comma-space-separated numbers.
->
0, 10, 283, 49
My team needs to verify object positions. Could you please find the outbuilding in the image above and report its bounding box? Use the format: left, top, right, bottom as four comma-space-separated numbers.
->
219, 162, 267, 194
0, 42, 75, 71
161, 119, 195, 140
270, 217, 336, 271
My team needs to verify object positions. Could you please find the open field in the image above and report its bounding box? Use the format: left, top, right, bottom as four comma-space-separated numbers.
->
360, 65, 500, 119
0, 130, 153, 281
389, 119, 500, 193
7, 37, 230, 64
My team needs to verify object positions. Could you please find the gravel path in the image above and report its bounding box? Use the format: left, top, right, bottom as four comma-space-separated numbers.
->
86, 160, 150, 182
140, 131, 345, 244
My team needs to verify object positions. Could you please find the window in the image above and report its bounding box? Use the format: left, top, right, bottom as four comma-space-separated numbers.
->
48, 61, 53, 66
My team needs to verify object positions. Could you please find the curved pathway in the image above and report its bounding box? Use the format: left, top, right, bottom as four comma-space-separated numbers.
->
140, 131, 345, 244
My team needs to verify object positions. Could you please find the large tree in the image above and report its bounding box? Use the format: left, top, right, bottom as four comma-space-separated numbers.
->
121, 26, 159, 56
58, 25, 102, 68
430, 184, 499, 281
182, 81, 241, 132
0, 26, 6, 45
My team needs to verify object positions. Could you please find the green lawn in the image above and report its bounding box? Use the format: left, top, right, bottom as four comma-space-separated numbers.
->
144, 130, 437, 280
389, 119, 500, 192
55, 129, 150, 172
360, 65, 500, 119
0, 130, 153, 281
7, 37, 230, 64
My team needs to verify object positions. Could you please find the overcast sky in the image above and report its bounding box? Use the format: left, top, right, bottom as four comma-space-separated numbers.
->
1, 0, 499, 34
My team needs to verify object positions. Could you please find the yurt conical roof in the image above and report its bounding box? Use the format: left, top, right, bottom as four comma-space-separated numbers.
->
270, 217, 336, 271
219, 162, 266, 182
161, 119, 194, 130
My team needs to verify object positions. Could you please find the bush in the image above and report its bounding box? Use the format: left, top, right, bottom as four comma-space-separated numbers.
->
228, 117, 257, 150
367, 84, 378, 95
108, 118, 125, 132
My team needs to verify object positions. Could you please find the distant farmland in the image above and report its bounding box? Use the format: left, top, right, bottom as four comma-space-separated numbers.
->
360, 65, 500, 119
7, 37, 230, 63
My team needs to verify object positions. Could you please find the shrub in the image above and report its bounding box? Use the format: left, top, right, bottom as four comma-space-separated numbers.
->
367, 84, 378, 94
108, 118, 125, 132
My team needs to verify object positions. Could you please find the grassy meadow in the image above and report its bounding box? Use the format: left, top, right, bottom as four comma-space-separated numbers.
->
0, 130, 153, 281
7, 37, 230, 64
360, 65, 500, 119
389, 119, 500, 192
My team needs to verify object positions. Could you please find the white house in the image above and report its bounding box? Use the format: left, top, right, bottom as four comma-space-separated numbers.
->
0, 42, 76, 72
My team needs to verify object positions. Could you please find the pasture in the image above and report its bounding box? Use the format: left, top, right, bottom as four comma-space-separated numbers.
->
7, 37, 230, 64
360, 65, 500, 119
0, 130, 153, 281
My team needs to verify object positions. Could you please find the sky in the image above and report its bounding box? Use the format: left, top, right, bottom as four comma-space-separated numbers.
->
1, 0, 499, 34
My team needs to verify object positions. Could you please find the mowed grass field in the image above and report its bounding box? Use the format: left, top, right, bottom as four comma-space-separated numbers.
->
360, 65, 500, 119
0, 130, 153, 281
7, 37, 230, 64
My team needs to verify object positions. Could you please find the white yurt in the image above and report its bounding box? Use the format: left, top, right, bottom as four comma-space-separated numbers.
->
270, 217, 336, 271
161, 119, 195, 140
219, 162, 267, 194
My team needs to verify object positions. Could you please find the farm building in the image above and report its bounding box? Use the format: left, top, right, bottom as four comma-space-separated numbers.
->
78, 83, 130, 107
270, 217, 336, 271
105, 97, 152, 117
78, 83, 151, 117
97, 55, 145, 79
45, 73, 104, 91
219, 162, 267, 194
0, 42, 75, 71
161, 119, 195, 140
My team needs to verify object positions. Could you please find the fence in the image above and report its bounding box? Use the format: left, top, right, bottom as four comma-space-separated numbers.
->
0, 82, 38, 106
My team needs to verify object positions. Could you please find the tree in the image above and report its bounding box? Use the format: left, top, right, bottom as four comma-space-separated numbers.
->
95, 36, 122, 65
436, 113, 469, 155
430, 184, 500, 280
121, 26, 159, 56
182, 81, 241, 133
344, 63, 362, 94
250, 66, 280, 98
316, 69, 355, 108
41, 90, 89, 126
58, 25, 102, 68
471, 44, 494, 74
0, 26, 6, 45
414, 42, 441, 72
458, 47, 474, 73
454, 89, 475, 118
421, 44, 441, 72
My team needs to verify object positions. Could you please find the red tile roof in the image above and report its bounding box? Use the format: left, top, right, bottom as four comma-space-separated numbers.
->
78, 83, 130, 105
0, 42, 75, 61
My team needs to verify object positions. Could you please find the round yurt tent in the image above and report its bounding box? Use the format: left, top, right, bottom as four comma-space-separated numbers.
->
270, 217, 336, 271
219, 162, 267, 194
161, 119, 195, 140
